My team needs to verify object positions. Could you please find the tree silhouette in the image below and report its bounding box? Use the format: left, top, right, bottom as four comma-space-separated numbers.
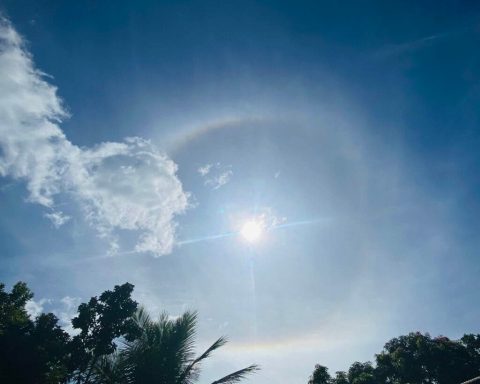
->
308, 364, 331, 384
309, 332, 480, 384
0, 281, 259, 383
70, 283, 140, 383
0, 282, 70, 383
93, 307, 259, 384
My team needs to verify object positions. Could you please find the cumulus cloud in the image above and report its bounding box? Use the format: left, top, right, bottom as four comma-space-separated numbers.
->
26, 296, 81, 334
25, 298, 50, 319
0, 19, 189, 256
55, 296, 82, 334
198, 162, 233, 190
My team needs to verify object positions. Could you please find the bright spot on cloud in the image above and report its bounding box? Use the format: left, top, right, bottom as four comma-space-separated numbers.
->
240, 219, 264, 243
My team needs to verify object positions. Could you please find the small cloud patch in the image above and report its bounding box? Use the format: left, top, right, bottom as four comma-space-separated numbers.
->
198, 162, 233, 190
44, 210, 71, 228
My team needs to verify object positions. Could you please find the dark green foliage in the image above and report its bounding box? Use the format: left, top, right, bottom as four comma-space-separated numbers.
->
0, 282, 70, 384
92, 353, 129, 384
347, 362, 376, 384
72, 283, 139, 356
0, 281, 32, 332
310, 332, 480, 384
0, 281, 140, 383
95, 307, 259, 384
334, 371, 349, 384
31, 313, 72, 383
309, 364, 331, 384
70, 283, 140, 383
462, 334, 480, 369
0, 282, 258, 384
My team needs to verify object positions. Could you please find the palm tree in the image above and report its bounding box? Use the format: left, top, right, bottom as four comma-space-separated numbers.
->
92, 353, 129, 384
93, 307, 259, 384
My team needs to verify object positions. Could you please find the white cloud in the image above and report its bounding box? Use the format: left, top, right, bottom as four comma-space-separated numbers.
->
253, 207, 287, 230
55, 296, 82, 335
198, 162, 233, 190
0, 19, 189, 256
25, 298, 50, 319
26, 295, 81, 334
44, 210, 71, 228
197, 163, 212, 176
206, 169, 233, 190
230, 206, 287, 234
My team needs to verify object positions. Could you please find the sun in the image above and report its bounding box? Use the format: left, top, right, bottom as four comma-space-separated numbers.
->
240, 220, 264, 243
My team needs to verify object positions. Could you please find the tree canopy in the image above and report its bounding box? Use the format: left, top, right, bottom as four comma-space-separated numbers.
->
92, 307, 259, 384
3, 279, 480, 384
0, 281, 258, 384
308, 332, 480, 384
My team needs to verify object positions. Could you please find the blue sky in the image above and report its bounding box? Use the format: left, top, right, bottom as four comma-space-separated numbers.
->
1, 1, 480, 382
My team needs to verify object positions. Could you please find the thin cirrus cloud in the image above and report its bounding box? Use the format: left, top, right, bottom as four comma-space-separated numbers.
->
0, 19, 190, 256
198, 162, 233, 190
44, 211, 71, 228
371, 26, 471, 59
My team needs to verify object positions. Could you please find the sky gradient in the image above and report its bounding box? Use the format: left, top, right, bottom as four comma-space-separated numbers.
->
1, 1, 480, 382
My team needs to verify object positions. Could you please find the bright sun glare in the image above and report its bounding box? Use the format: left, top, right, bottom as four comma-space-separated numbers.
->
240, 220, 264, 243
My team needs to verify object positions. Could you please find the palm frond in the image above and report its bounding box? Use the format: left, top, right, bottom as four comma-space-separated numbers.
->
178, 336, 228, 383
134, 306, 152, 329
92, 353, 129, 384
171, 311, 198, 365
210, 364, 260, 384
117, 307, 259, 384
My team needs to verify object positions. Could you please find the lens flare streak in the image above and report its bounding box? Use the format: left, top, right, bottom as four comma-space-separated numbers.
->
177, 217, 328, 247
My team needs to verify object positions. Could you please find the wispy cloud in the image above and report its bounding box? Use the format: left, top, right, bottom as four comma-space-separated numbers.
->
44, 211, 71, 228
372, 27, 469, 59
197, 163, 213, 176
206, 169, 233, 190
378, 33, 447, 57
251, 207, 287, 231
0, 19, 189, 256
198, 162, 233, 190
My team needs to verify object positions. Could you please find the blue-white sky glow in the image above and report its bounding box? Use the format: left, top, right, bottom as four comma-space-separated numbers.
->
1, 1, 480, 382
